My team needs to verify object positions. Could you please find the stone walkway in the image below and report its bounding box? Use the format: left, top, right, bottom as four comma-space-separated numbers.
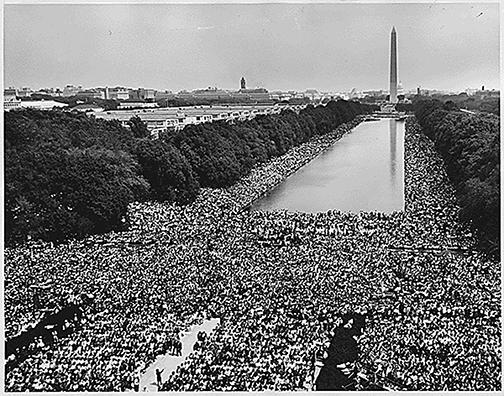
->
139, 318, 220, 392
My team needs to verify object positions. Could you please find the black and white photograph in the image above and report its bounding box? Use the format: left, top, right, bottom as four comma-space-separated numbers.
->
2, 0, 501, 392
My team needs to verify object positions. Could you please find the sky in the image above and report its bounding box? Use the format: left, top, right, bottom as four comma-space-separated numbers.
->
3, 2, 500, 92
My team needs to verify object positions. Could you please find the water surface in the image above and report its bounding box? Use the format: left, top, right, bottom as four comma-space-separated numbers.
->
251, 119, 404, 213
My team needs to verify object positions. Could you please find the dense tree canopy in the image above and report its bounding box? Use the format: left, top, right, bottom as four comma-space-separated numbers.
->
413, 99, 500, 255
5, 100, 375, 244
5, 145, 148, 243
413, 93, 500, 116
4, 111, 149, 244
171, 100, 376, 188
132, 139, 199, 204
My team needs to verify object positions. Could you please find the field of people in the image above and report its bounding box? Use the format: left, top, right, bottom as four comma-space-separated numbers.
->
4, 117, 501, 391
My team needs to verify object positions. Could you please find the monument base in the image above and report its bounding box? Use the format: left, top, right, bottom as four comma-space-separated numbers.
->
380, 103, 397, 113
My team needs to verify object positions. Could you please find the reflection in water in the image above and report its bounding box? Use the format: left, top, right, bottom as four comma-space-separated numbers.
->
251, 119, 404, 213
389, 119, 397, 183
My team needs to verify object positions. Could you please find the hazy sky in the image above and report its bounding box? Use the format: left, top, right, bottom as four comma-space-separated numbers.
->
4, 2, 500, 92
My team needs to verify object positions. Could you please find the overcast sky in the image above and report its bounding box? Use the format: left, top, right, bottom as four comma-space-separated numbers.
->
4, 2, 500, 92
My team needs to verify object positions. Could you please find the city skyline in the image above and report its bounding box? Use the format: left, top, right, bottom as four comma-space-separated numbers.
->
4, 3, 500, 92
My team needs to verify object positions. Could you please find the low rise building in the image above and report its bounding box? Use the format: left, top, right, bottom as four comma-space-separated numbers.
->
192, 87, 231, 100
4, 87, 18, 101
63, 85, 82, 97
4, 99, 22, 111
94, 103, 309, 138
76, 89, 105, 99
19, 100, 68, 110
129, 88, 157, 101
34, 88, 62, 97
305, 89, 321, 101
71, 104, 105, 113
118, 102, 159, 109
105, 87, 130, 101
17, 87, 33, 98
155, 90, 175, 100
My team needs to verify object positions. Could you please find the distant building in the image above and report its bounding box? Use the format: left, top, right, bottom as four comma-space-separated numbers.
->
241, 77, 246, 90
76, 89, 105, 99
238, 88, 268, 93
233, 87, 270, 102
119, 89, 130, 100
280, 93, 292, 101
155, 90, 175, 100
118, 102, 159, 109
32, 88, 61, 97
105, 87, 130, 101
4, 87, 18, 101
305, 89, 321, 100
63, 85, 82, 97
139, 88, 156, 101
128, 89, 140, 101
71, 103, 104, 113
192, 87, 231, 100
140, 88, 156, 101
128, 88, 156, 101
95, 103, 307, 137
19, 100, 68, 110
17, 87, 33, 98
4, 99, 22, 111
380, 103, 397, 113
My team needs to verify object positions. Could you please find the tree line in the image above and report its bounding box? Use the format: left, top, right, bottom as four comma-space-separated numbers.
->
413, 99, 500, 256
427, 92, 500, 116
5, 100, 376, 245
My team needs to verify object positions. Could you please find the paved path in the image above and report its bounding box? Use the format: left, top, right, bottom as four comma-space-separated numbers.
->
139, 318, 220, 392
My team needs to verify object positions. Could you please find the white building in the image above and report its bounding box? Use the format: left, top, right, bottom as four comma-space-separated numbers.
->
4, 99, 22, 111
118, 102, 159, 109
17, 87, 33, 98
20, 100, 68, 110
94, 103, 308, 137
105, 87, 130, 101
71, 104, 104, 113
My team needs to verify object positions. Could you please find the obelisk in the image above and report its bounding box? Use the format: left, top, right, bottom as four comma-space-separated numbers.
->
389, 26, 398, 103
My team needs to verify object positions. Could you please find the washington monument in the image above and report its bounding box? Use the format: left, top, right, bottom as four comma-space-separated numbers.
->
389, 26, 398, 103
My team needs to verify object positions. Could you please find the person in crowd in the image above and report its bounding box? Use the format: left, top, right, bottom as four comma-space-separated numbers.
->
156, 368, 164, 388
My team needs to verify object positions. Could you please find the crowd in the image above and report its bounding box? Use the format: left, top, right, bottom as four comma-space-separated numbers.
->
4, 117, 501, 391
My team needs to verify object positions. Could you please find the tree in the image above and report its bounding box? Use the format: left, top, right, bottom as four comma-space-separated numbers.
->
128, 116, 150, 139
5, 146, 148, 243
132, 139, 199, 204
4, 110, 148, 244
413, 99, 500, 256
4, 101, 376, 244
